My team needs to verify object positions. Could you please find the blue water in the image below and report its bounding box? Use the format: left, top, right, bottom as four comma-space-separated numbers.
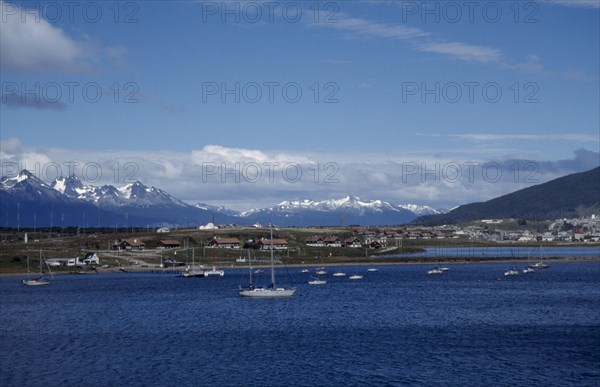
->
1, 262, 599, 386
385, 246, 600, 259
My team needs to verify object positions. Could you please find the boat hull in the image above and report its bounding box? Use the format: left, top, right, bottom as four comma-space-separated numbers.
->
238, 288, 296, 297
204, 271, 225, 277
22, 279, 50, 286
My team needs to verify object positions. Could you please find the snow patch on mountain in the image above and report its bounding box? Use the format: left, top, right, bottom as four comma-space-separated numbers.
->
398, 204, 443, 216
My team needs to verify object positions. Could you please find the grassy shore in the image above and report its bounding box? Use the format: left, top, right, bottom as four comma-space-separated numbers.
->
1, 227, 598, 275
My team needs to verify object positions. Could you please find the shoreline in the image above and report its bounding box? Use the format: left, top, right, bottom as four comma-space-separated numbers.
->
1, 256, 598, 277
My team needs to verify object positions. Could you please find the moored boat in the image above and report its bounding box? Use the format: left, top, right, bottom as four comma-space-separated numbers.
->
238, 227, 296, 298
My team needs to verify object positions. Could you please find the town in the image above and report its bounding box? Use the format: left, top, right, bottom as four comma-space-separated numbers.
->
1, 215, 598, 273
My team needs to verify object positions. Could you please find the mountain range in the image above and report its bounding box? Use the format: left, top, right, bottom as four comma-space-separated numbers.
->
0, 170, 441, 227
3, 167, 597, 228
0, 170, 231, 228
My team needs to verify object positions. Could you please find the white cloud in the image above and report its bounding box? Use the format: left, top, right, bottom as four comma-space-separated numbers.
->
417, 42, 502, 64
545, 0, 600, 9
1, 139, 597, 211
327, 13, 429, 40
314, 11, 506, 66
0, 1, 93, 74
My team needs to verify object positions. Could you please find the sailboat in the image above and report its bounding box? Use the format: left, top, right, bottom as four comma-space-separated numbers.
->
427, 267, 444, 275
308, 271, 326, 285
22, 250, 52, 286
204, 266, 225, 277
504, 258, 519, 276
348, 273, 363, 280
181, 247, 205, 277
238, 227, 296, 298
348, 256, 363, 280
532, 245, 550, 269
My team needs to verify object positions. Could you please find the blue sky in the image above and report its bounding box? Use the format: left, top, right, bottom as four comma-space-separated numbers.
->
1, 0, 599, 210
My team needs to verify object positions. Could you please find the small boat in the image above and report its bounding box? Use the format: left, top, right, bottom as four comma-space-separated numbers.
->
22, 251, 52, 286
532, 245, 550, 269
427, 268, 444, 275
315, 269, 327, 275
254, 269, 265, 274
504, 258, 520, 276
300, 269, 310, 274
238, 227, 296, 298
522, 266, 535, 274
181, 248, 205, 277
22, 277, 51, 286
348, 274, 363, 280
308, 273, 326, 285
332, 272, 346, 277
439, 267, 450, 272
204, 266, 225, 277
531, 261, 550, 269
181, 268, 205, 277
367, 268, 379, 272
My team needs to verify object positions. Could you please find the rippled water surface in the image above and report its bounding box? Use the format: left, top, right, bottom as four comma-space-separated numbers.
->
1, 261, 599, 386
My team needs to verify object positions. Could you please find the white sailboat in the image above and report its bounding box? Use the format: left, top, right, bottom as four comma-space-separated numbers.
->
181, 248, 205, 277
238, 227, 296, 298
427, 267, 444, 275
308, 270, 326, 285
504, 258, 520, 276
22, 250, 52, 286
532, 245, 550, 269
204, 266, 225, 277
308, 276, 326, 285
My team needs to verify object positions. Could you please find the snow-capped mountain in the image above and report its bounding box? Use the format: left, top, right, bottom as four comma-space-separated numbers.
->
1, 170, 442, 227
397, 204, 443, 216
1, 170, 100, 227
1, 170, 68, 202
195, 203, 239, 217
52, 176, 188, 208
240, 196, 425, 226
243, 196, 399, 215
1, 170, 233, 227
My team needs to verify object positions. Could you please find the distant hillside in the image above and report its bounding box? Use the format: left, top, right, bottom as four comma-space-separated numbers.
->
415, 167, 600, 225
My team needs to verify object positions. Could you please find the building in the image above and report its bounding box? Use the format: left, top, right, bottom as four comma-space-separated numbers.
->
259, 238, 288, 250
207, 237, 241, 249
305, 236, 324, 247
112, 239, 145, 251
158, 240, 181, 249
46, 258, 77, 267
343, 237, 362, 248
323, 236, 342, 247
82, 252, 100, 265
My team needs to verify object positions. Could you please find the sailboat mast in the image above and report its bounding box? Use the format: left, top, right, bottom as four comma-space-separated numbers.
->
248, 249, 253, 285
270, 226, 275, 288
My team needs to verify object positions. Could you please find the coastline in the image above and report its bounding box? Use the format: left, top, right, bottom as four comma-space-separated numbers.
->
2, 256, 598, 277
